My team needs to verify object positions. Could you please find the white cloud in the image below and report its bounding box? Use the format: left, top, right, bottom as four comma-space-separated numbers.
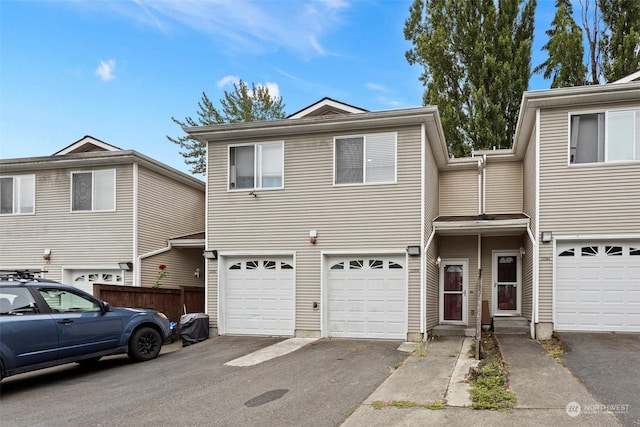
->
365, 82, 387, 92
95, 59, 116, 81
74, 0, 350, 57
259, 82, 280, 98
217, 75, 240, 88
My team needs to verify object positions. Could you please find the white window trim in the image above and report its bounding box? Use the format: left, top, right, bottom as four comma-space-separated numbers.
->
0, 174, 36, 216
333, 132, 398, 186
70, 169, 116, 213
567, 107, 640, 166
227, 141, 284, 192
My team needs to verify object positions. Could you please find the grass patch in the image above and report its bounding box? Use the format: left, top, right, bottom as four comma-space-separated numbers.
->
468, 332, 516, 412
424, 400, 447, 410
538, 333, 566, 365
414, 337, 429, 357
371, 400, 418, 410
341, 404, 360, 416
371, 400, 447, 410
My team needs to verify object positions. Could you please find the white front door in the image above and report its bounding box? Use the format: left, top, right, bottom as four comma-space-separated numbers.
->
222, 256, 295, 336
325, 255, 407, 339
493, 251, 521, 315
439, 260, 468, 325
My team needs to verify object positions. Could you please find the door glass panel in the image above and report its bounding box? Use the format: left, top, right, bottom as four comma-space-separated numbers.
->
497, 285, 517, 310
443, 294, 462, 321
497, 256, 517, 282
444, 265, 463, 291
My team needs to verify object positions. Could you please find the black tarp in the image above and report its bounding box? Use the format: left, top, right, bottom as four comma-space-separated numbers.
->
179, 313, 209, 346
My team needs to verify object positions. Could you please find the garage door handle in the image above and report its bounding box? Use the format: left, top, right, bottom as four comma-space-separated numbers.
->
57, 319, 74, 325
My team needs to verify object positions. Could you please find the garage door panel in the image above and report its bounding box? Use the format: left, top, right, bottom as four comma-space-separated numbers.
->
327, 255, 406, 340
556, 242, 640, 332
224, 257, 294, 336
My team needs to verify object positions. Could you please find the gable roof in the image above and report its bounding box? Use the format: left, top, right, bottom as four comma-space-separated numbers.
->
287, 97, 368, 119
613, 69, 640, 83
53, 135, 122, 155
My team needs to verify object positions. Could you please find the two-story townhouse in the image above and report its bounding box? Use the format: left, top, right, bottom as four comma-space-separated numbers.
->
515, 82, 640, 339
0, 136, 206, 295
187, 100, 445, 339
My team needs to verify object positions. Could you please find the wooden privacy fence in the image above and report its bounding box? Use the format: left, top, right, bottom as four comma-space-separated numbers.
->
93, 284, 205, 324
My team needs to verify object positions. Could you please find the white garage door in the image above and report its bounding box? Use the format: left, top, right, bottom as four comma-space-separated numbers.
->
326, 255, 407, 340
223, 257, 295, 336
68, 269, 123, 295
556, 242, 640, 332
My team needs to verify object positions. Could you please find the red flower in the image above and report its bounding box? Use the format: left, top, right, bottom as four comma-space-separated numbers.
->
158, 264, 167, 270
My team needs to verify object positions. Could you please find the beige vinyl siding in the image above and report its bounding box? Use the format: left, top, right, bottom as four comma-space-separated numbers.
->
0, 165, 134, 283
538, 103, 640, 322
424, 137, 440, 332
136, 166, 205, 288
140, 248, 204, 291
439, 169, 478, 215
439, 236, 479, 328
485, 161, 523, 213
207, 126, 423, 334
136, 166, 205, 255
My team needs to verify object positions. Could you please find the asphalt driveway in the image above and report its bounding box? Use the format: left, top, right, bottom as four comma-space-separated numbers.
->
0, 336, 407, 427
558, 332, 640, 427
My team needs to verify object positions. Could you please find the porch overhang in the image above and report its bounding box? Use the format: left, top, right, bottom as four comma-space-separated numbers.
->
433, 214, 530, 236
167, 232, 205, 248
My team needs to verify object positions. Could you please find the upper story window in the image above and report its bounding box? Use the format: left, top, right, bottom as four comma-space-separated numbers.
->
0, 175, 35, 215
71, 170, 115, 212
229, 142, 283, 190
570, 109, 640, 164
334, 132, 396, 185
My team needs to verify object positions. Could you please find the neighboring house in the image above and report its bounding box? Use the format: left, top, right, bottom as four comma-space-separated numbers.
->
187, 79, 640, 341
0, 136, 206, 295
515, 82, 640, 338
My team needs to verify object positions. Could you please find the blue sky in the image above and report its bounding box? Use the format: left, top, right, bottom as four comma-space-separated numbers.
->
1, 0, 556, 175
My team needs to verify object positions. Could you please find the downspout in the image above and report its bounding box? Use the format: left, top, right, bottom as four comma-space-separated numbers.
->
475, 234, 482, 359
420, 123, 426, 336
136, 244, 172, 287
482, 154, 487, 215
526, 225, 536, 339
532, 108, 541, 339
132, 162, 139, 286
424, 228, 436, 335
477, 156, 482, 214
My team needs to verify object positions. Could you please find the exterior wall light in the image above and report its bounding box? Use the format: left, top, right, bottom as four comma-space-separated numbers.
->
118, 262, 133, 271
407, 246, 421, 256
203, 250, 218, 260
541, 231, 553, 243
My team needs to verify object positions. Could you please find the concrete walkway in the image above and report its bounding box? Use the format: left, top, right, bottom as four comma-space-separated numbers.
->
342, 334, 621, 427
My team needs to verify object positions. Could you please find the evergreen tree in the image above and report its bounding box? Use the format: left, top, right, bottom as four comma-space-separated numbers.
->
600, 0, 640, 81
534, 0, 586, 88
404, 0, 536, 157
167, 80, 286, 174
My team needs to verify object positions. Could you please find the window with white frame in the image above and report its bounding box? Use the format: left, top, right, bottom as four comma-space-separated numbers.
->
0, 175, 35, 215
334, 132, 396, 185
228, 142, 283, 190
71, 170, 115, 211
570, 109, 640, 164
